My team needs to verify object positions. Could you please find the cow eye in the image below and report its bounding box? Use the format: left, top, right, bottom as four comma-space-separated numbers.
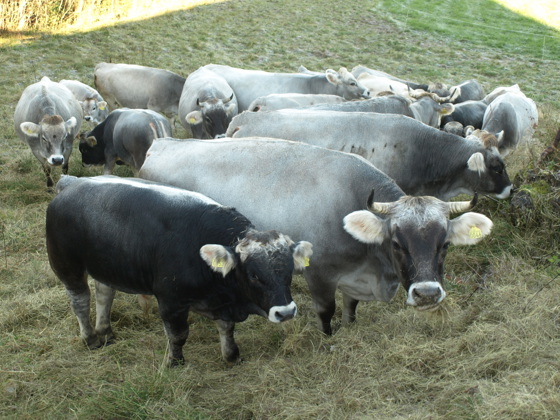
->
492, 164, 504, 175
350, 81, 357, 86
392, 241, 402, 251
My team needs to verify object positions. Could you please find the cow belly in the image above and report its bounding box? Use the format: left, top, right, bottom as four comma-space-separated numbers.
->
336, 262, 400, 302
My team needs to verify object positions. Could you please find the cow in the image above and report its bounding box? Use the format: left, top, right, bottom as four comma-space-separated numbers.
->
226, 109, 512, 200
47, 175, 312, 366
200, 64, 370, 111
94, 62, 186, 126
441, 100, 488, 130
79, 108, 171, 175
248, 93, 346, 112
351, 65, 456, 99
481, 90, 538, 156
449, 79, 485, 103
138, 138, 493, 335
59, 79, 109, 125
13, 76, 83, 189
178, 67, 238, 139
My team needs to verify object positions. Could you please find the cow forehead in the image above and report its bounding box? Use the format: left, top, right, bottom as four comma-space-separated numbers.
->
236, 231, 294, 262
389, 196, 449, 227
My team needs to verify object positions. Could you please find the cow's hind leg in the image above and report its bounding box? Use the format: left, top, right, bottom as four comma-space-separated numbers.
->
159, 304, 190, 367
94, 281, 116, 345
342, 294, 360, 325
64, 272, 104, 349
215, 319, 240, 363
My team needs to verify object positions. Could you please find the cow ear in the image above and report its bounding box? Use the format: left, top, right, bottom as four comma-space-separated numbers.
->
98, 101, 107, 111
448, 212, 493, 245
292, 241, 313, 271
20, 122, 40, 137
325, 69, 341, 85
86, 136, 97, 147
65, 116, 77, 130
186, 111, 203, 125
343, 210, 387, 245
200, 244, 237, 277
467, 152, 486, 174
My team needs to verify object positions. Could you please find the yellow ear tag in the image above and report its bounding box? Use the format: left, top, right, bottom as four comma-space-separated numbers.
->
188, 117, 197, 124
99, 105, 106, 110
469, 226, 483, 239
303, 257, 310, 267
212, 258, 225, 268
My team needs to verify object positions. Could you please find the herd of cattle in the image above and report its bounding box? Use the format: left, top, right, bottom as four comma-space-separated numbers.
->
14, 62, 538, 366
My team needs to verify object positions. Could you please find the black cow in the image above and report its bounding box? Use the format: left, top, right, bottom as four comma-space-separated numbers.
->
79, 108, 171, 175
46, 175, 312, 366
441, 100, 488, 131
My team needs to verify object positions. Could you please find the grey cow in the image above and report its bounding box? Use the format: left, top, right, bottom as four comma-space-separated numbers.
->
201, 64, 370, 111
302, 94, 454, 128
59, 79, 109, 125
139, 138, 493, 335
226, 109, 512, 200
482, 90, 538, 156
178, 67, 238, 139
14, 76, 83, 189
94, 62, 185, 127
247, 93, 346, 112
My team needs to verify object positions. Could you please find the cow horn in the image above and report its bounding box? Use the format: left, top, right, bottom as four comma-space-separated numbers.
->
366, 189, 392, 214
224, 93, 234, 104
447, 192, 478, 214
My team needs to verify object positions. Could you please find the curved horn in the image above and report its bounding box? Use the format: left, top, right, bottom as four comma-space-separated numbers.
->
447, 192, 478, 214
366, 189, 393, 214
223, 92, 234, 104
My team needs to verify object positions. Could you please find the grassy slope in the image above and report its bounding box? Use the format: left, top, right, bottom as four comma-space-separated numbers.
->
1, 0, 559, 418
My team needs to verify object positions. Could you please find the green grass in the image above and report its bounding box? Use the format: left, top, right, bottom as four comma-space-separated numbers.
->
1, 0, 560, 419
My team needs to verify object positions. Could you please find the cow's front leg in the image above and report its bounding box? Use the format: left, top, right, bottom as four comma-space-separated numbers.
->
215, 319, 240, 363
159, 305, 190, 367
43, 163, 54, 189
94, 280, 116, 345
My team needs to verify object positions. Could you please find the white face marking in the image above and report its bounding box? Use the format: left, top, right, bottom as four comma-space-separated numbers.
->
88, 176, 219, 205
268, 301, 297, 322
495, 185, 512, 199
406, 281, 446, 309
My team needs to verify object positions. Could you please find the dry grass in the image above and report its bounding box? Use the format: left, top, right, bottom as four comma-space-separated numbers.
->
1, 0, 560, 419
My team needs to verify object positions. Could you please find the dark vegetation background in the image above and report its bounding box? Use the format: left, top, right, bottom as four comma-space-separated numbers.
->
1, 0, 559, 418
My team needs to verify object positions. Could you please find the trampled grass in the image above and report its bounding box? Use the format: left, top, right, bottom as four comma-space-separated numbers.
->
1, 0, 559, 419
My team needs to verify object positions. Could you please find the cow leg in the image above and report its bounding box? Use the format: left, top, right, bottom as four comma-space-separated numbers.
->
159, 304, 190, 367
306, 276, 337, 335
64, 273, 103, 349
215, 319, 240, 363
42, 163, 54, 189
342, 294, 360, 325
94, 281, 116, 345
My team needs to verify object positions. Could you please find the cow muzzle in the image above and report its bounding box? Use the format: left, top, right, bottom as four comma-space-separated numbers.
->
268, 301, 297, 323
48, 155, 65, 166
406, 281, 446, 311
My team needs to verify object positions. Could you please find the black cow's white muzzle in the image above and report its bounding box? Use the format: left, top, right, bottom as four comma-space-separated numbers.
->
268, 301, 297, 322
406, 281, 446, 311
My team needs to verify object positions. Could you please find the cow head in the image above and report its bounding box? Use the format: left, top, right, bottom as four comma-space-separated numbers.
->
20, 114, 77, 166
465, 138, 511, 199
79, 131, 105, 166
326, 68, 370, 100
80, 98, 108, 125
343, 192, 492, 311
200, 230, 313, 322
186, 94, 237, 139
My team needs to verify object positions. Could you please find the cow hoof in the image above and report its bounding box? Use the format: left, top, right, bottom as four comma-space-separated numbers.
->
167, 357, 185, 368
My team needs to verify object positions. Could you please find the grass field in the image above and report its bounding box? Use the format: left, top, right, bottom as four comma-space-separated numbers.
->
1, 0, 559, 418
